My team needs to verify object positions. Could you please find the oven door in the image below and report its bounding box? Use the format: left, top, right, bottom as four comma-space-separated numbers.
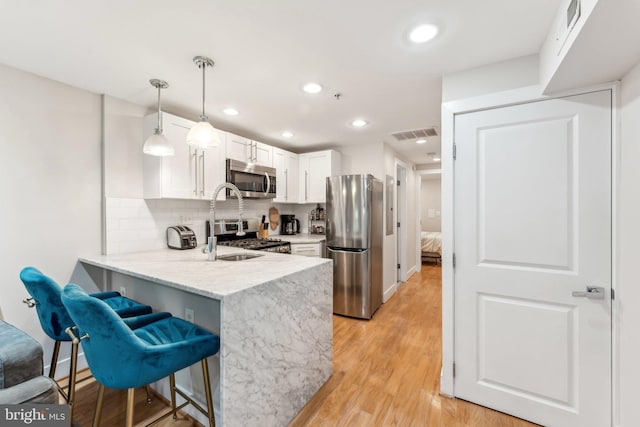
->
226, 159, 276, 199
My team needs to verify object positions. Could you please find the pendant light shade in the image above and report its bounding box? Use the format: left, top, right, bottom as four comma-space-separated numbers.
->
143, 79, 174, 156
187, 56, 222, 149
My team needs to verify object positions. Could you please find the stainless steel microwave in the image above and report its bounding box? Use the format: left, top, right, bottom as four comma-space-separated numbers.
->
226, 159, 276, 199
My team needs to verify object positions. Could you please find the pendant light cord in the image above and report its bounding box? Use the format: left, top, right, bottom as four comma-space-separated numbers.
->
157, 84, 163, 133
201, 63, 206, 120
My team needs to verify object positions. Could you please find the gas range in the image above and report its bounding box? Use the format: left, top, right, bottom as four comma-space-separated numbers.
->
218, 237, 291, 254
208, 219, 291, 254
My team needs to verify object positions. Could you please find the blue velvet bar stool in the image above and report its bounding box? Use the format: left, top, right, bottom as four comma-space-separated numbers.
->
19, 266, 153, 407
62, 284, 220, 427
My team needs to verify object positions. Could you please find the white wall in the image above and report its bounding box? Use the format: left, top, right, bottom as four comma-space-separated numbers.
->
380, 143, 419, 300
104, 95, 148, 199
442, 54, 539, 102
405, 163, 418, 276
616, 60, 640, 427
421, 177, 441, 232
0, 63, 102, 374
339, 141, 384, 179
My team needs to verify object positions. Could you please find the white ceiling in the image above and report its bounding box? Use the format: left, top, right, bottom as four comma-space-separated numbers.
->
0, 0, 560, 165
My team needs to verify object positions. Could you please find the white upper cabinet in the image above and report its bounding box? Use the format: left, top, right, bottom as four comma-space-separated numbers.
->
273, 147, 298, 203
143, 112, 226, 200
226, 133, 251, 162
226, 133, 273, 167
299, 150, 341, 204
253, 141, 273, 167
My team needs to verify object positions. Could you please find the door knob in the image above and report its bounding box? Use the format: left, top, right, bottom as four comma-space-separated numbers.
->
571, 286, 605, 300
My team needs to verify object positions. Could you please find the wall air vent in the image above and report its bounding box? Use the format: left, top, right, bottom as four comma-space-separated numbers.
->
391, 127, 438, 141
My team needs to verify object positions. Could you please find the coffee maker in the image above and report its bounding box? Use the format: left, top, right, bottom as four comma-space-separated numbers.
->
280, 214, 301, 235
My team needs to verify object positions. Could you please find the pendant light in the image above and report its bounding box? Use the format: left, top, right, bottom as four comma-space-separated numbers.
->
143, 79, 174, 156
187, 56, 222, 149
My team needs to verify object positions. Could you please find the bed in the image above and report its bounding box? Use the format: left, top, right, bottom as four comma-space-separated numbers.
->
421, 231, 442, 264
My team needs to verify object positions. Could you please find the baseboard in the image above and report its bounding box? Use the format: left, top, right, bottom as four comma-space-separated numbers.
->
383, 283, 398, 303
407, 264, 417, 278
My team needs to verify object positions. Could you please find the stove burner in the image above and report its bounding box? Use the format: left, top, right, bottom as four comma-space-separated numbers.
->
218, 237, 291, 253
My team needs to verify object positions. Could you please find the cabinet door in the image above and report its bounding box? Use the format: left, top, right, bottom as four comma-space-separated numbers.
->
298, 153, 310, 202
150, 113, 197, 199
273, 148, 288, 202
307, 152, 330, 202
253, 141, 273, 167
286, 151, 299, 202
227, 133, 251, 162
273, 148, 298, 202
291, 243, 321, 257
201, 129, 227, 200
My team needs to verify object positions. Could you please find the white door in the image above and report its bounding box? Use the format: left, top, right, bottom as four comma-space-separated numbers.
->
454, 90, 611, 427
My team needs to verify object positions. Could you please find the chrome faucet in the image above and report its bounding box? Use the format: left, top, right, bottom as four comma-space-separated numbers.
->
207, 182, 245, 261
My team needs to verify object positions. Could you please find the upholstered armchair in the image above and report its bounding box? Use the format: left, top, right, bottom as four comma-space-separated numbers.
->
0, 320, 58, 404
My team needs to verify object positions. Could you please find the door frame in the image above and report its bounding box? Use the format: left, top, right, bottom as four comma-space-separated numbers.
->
440, 82, 620, 418
395, 159, 408, 284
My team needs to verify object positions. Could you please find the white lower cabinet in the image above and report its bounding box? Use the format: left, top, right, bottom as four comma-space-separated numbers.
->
143, 112, 226, 200
290, 242, 323, 257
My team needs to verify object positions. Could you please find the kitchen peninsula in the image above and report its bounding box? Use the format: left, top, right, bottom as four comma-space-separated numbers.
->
78, 246, 333, 427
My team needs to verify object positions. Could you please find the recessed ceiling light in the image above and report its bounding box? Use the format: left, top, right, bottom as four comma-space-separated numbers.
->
416, 139, 427, 144
282, 131, 293, 138
352, 119, 368, 127
433, 157, 441, 162
303, 83, 323, 94
223, 108, 239, 116
409, 24, 439, 44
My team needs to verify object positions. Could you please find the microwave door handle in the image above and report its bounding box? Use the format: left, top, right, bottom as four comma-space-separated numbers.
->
264, 172, 270, 197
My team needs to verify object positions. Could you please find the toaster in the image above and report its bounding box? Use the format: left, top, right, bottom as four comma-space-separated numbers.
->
167, 226, 197, 250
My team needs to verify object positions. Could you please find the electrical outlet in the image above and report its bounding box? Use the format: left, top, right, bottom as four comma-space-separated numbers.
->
185, 308, 195, 323
119, 287, 127, 297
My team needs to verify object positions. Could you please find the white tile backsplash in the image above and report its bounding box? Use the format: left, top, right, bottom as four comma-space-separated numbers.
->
106, 197, 299, 254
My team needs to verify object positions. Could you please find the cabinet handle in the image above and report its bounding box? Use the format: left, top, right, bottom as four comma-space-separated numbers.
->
192, 149, 198, 195
253, 142, 257, 162
200, 151, 205, 197
305, 171, 308, 201
285, 169, 288, 200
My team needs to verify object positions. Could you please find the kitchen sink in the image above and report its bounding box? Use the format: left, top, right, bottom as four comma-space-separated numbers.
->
217, 253, 264, 261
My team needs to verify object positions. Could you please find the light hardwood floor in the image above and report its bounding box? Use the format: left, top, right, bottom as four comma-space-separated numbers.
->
69, 265, 537, 427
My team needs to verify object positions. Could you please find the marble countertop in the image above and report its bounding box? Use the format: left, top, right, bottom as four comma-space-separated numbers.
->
79, 246, 331, 300
279, 234, 326, 243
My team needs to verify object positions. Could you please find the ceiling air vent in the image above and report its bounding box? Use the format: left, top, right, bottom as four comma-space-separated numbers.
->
391, 127, 438, 141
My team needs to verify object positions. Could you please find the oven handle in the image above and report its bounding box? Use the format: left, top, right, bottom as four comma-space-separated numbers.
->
264, 172, 271, 197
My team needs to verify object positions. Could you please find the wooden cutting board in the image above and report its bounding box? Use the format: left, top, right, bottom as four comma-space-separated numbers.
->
269, 207, 279, 231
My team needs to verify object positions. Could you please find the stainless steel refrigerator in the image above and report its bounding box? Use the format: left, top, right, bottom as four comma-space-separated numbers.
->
326, 174, 383, 319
